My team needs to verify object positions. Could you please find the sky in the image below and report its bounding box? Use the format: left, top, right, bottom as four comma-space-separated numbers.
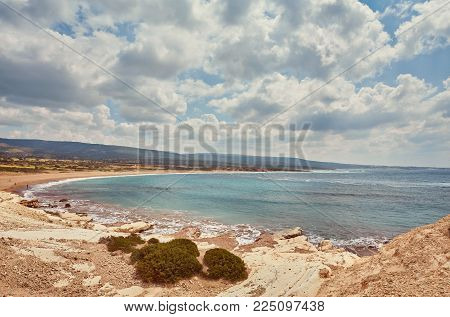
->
0, 0, 449, 167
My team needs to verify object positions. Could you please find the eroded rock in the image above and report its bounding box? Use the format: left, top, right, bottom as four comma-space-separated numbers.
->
318, 240, 334, 251
275, 227, 304, 240
112, 221, 153, 234
19, 199, 40, 208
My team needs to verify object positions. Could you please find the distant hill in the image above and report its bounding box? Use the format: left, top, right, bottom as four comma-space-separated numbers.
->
0, 138, 363, 170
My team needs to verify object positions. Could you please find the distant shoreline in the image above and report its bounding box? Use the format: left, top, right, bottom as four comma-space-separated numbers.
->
0, 169, 241, 193
1, 168, 323, 194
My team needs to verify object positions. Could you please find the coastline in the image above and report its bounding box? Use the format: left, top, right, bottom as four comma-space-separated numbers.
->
0, 183, 448, 296
0, 189, 360, 296
8, 169, 404, 254
1, 171, 448, 296
1, 169, 305, 193
17, 170, 387, 251
0, 169, 206, 193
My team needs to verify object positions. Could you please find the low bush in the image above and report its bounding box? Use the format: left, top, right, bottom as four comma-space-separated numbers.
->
132, 238, 199, 263
100, 234, 145, 253
133, 241, 202, 283
147, 238, 160, 244
203, 248, 248, 281
165, 238, 200, 257
130, 244, 153, 263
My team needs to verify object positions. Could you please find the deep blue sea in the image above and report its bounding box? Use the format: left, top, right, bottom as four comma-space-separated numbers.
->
27, 167, 450, 246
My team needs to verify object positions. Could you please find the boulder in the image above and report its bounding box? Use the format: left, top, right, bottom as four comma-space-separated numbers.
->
98, 283, 116, 296
319, 267, 331, 278
19, 199, 40, 208
318, 240, 334, 251
57, 212, 92, 223
64, 203, 71, 208
116, 286, 145, 297
113, 221, 153, 234
275, 227, 304, 240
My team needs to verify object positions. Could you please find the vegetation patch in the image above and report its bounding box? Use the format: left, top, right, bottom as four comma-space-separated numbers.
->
164, 238, 200, 256
100, 234, 145, 253
100, 236, 245, 284
147, 238, 160, 244
203, 248, 248, 281
132, 240, 202, 283
131, 238, 199, 263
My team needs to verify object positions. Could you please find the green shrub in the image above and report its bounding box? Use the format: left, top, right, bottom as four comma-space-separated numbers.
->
100, 234, 145, 253
132, 238, 199, 263
147, 237, 160, 244
133, 242, 202, 283
203, 248, 248, 281
130, 243, 154, 263
165, 238, 200, 257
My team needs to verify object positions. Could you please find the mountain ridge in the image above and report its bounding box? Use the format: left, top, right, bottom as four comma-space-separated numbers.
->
0, 137, 363, 170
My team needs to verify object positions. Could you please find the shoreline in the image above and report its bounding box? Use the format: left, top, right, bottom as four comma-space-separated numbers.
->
11, 170, 389, 253
0, 172, 448, 296
1, 169, 255, 194
1, 169, 313, 194
0, 189, 360, 296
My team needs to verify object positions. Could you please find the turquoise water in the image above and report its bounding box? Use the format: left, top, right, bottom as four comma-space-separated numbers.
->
28, 168, 450, 246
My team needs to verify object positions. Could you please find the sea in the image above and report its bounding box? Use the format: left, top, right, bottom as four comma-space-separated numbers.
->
25, 167, 450, 248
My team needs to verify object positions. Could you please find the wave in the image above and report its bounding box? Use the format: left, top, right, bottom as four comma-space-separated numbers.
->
310, 169, 366, 174
307, 233, 390, 248
293, 179, 450, 188
23, 170, 311, 197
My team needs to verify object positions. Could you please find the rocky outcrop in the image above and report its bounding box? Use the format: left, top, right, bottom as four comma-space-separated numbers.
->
19, 199, 40, 208
220, 231, 358, 297
56, 212, 92, 223
318, 215, 450, 297
111, 221, 153, 234
274, 227, 303, 240
318, 240, 334, 251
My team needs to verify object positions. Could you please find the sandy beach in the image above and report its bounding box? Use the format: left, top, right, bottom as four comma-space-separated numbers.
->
0, 171, 448, 297
0, 169, 203, 193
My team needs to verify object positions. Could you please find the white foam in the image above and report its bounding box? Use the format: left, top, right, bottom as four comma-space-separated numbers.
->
308, 233, 390, 248
310, 169, 366, 174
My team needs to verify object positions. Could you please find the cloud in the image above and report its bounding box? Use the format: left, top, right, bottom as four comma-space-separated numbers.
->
218, 0, 253, 25
205, 0, 391, 81
208, 72, 446, 132
99, 77, 187, 123
0, 53, 100, 108
393, 0, 450, 58
380, 1, 415, 19
0, 0, 449, 166
113, 23, 205, 80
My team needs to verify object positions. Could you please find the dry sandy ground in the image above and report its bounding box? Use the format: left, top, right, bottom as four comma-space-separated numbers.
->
318, 215, 450, 296
0, 169, 205, 193
0, 190, 234, 296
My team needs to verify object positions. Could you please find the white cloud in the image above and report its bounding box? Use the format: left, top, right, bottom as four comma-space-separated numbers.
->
207, 72, 448, 141
204, 0, 392, 81
393, 0, 450, 58
380, 1, 415, 19
0, 0, 449, 166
